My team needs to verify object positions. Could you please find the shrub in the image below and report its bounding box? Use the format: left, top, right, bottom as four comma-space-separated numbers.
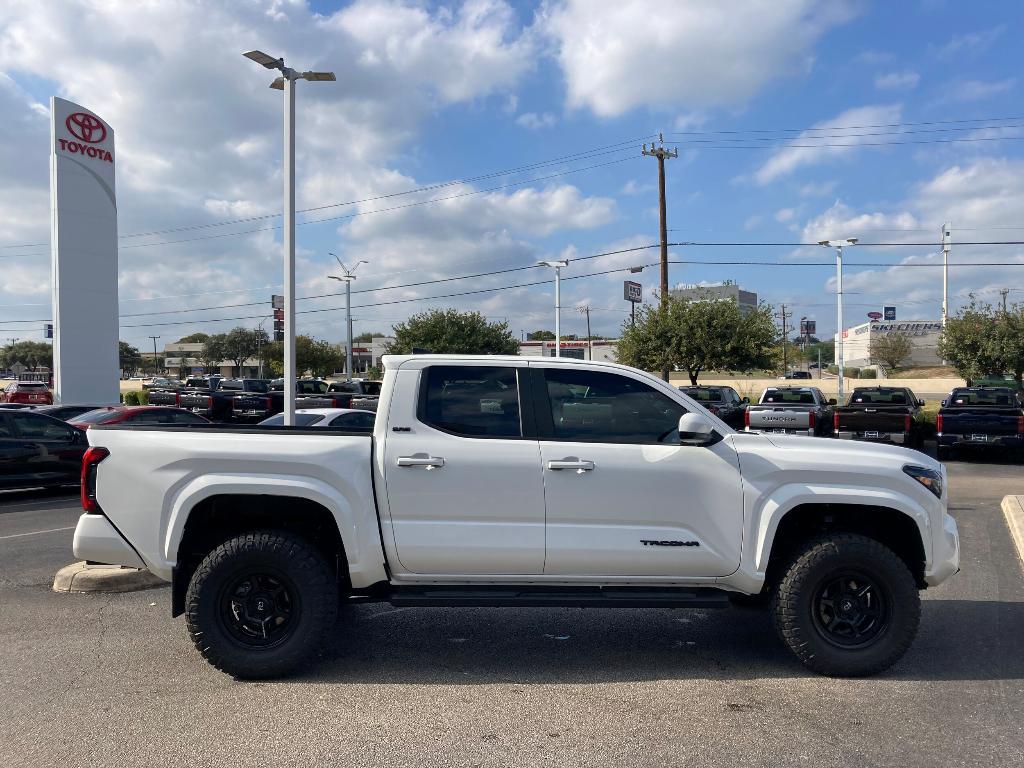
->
123, 390, 148, 405
859, 368, 878, 379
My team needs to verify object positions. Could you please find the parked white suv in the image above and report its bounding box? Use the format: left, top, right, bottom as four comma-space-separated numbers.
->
74, 355, 959, 678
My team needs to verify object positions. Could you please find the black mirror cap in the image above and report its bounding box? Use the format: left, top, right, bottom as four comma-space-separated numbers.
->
741, 397, 750, 404
828, 398, 837, 405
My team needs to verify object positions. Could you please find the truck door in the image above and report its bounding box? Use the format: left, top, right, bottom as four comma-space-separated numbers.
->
533, 365, 744, 578
381, 362, 545, 575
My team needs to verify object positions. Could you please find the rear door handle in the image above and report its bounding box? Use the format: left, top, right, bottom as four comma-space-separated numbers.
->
397, 454, 445, 470
547, 458, 595, 473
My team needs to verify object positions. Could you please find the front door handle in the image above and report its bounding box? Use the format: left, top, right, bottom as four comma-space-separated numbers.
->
547, 458, 595, 473
397, 453, 445, 470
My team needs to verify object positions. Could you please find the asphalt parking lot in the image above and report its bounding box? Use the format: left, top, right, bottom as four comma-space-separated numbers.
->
1, 458, 1022, 768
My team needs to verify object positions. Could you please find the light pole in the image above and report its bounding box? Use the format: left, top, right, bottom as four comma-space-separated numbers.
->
819, 238, 857, 403
244, 50, 335, 425
328, 255, 367, 380
537, 259, 569, 357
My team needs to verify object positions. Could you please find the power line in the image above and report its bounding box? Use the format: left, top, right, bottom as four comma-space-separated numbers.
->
668, 122, 1024, 142
667, 114, 1024, 136
667, 135, 1024, 150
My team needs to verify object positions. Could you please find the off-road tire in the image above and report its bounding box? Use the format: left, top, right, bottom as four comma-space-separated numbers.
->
771, 533, 920, 677
185, 530, 338, 679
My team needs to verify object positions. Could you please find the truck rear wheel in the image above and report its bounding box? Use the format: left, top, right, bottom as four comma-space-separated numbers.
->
771, 533, 920, 677
185, 530, 338, 679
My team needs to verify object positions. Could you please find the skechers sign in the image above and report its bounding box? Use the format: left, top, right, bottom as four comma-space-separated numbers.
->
58, 112, 114, 163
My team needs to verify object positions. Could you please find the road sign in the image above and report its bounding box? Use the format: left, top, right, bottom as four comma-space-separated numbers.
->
623, 280, 642, 303
867, 311, 883, 321
799, 319, 816, 336
271, 294, 284, 310
44, 323, 53, 339
883, 306, 896, 320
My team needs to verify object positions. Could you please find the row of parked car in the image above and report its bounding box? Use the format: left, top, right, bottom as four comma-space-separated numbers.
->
679, 383, 1024, 459
0, 376, 382, 490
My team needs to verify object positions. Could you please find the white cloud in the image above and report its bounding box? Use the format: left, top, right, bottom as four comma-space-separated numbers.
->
542, 0, 856, 117
754, 104, 902, 184
743, 214, 763, 231
874, 70, 919, 91
797, 180, 837, 197
620, 179, 653, 196
515, 111, 556, 129
944, 78, 1015, 102
775, 208, 797, 223
936, 25, 1006, 57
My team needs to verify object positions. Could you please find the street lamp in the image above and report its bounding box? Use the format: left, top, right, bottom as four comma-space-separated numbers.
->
328, 255, 367, 380
537, 259, 569, 357
818, 238, 858, 402
243, 50, 335, 425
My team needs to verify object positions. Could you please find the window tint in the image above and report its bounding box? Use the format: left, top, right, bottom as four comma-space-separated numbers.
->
329, 411, 376, 429
762, 388, 815, 404
542, 368, 687, 444
243, 380, 270, 393
127, 410, 169, 424
420, 366, 521, 438
11, 413, 72, 440
850, 389, 910, 405
950, 388, 1018, 406
69, 408, 120, 424
169, 411, 208, 424
329, 382, 358, 393
680, 387, 723, 403
259, 413, 324, 426
361, 381, 382, 396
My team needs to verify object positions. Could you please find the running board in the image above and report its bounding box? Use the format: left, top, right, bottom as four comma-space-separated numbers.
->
385, 585, 729, 609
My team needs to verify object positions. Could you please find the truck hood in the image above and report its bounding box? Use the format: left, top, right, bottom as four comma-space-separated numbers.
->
729, 431, 941, 475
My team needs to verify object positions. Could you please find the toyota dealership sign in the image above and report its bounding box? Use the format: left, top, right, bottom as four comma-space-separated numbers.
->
49, 97, 119, 404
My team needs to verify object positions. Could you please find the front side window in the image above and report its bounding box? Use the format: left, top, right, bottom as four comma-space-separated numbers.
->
329, 411, 376, 429
420, 366, 521, 438
11, 413, 73, 440
542, 368, 687, 444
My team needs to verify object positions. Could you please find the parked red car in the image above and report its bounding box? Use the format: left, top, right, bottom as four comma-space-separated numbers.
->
67, 405, 210, 430
2, 381, 53, 405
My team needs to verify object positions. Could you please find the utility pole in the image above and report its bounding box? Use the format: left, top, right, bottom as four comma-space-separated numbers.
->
941, 223, 951, 327
1001, 288, 1010, 313
327, 254, 367, 381
642, 133, 677, 381
777, 305, 790, 373
577, 305, 592, 360
148, 335, 161, 375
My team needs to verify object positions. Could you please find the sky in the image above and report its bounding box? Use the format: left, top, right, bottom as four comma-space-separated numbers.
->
1, 0, 1022, 350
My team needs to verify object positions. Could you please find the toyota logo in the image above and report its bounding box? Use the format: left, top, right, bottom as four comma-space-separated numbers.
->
66, 112, 107, 144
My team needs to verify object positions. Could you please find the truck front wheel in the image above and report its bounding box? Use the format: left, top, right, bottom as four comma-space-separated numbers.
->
185, 530, 338, 679
771, 533, 920, 677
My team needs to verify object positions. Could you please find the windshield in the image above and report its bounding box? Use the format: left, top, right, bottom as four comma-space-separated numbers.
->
948, 389, 1018, 406
68, 408, 121, 424
849, 389, 910, 405
244, 380, 270, 393
361, 381, 382, 396
680, 387, 724, 403
259, 413, 325, 426
762, 389, 815, 404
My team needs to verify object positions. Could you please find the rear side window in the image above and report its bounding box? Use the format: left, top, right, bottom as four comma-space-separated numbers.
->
329, 411, 376, 429
541, 368, 687, 444
762, 389, 815, 404
11, 413, 73, 440
419, 366, 521, 438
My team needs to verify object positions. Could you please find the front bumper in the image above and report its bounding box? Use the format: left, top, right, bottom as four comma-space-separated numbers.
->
836, 430, 907, 444
73, 513, 145, 569
924, 512, 960, 586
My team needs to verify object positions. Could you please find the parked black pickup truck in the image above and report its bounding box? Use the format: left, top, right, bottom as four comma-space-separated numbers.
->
178, 379, 271, 422
745, 386, 835, 436
290, 378, 382, 411
677, 385, 748, 430
148, 376, 219, 408
833, 386, 926, 448
937, 387, 1024, 459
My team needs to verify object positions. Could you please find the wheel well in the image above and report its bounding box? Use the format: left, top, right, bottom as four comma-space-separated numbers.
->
171, 494, 348, 616
765, 503, 927, 590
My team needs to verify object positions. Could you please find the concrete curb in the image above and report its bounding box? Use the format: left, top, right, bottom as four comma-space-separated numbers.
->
1001, 495, 1024, 569
52, 562, 166, 594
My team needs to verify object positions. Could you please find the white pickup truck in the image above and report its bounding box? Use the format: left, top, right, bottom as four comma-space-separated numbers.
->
74, 355, 959, 679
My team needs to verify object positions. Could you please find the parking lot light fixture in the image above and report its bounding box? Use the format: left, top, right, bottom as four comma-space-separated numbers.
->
243, 50, 335, 424
818, 238, 858, 402
328, 255, 367, 381
537, 260, 570, 357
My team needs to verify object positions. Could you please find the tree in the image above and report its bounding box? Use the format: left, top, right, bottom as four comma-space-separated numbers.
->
386, 309, 519, 355
0, 340, 53, 372
221, 327, 268, 377
869, 331, 913, 371
527, 330, 555, 341
353, 331, 386, 343
118, 341, 142, 377
177, 332, 210, 344
940, 298, 1024, 388
198, 334, 227, 375
261, 335, 343, 377
616, 296, 776, 385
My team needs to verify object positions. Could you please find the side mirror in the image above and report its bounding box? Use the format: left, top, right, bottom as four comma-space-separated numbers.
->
918, 400, 926, 407
741, 396, 749, 404
828, 398, 837, 405
678, 413, 715, 445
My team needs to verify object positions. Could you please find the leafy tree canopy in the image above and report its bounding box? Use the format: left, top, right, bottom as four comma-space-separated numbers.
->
940, 298, 1024, 388
386, 309, 519, 356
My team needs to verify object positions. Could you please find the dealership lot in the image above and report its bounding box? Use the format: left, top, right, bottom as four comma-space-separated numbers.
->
0, 459, 1022, 768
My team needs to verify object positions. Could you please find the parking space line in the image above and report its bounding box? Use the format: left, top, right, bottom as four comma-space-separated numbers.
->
0, 526, 76, 540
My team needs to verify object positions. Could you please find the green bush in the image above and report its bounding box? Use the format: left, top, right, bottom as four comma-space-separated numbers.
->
826, 365, 839, 375
859, 368, 878, 379
845, 367, 860, 378
123, 390, 149, 405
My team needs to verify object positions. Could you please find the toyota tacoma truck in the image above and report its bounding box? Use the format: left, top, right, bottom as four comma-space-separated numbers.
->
745, 386, 836, 436
73, 355, 959, 680
937, 386, 1024, 460
833, 386, 926, 448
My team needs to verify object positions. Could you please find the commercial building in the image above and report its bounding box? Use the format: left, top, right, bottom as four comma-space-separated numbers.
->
670, 282, 758, 315
835, 320, 943, 368
518, 339, 619, 362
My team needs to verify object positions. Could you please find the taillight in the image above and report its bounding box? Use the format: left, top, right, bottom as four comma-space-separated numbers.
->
266, 396, 273, 410
833, 412, 840, 430
1018, 414, 1023, 435
81, 447, 110, 514
174, 391, 181, 406
743, 408, 750, 429
936, 414, 943, 435
808, 411, 816, 428
904, 414, 912, 433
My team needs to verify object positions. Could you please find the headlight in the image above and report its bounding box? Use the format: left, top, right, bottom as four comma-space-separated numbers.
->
903, 464, 943, 499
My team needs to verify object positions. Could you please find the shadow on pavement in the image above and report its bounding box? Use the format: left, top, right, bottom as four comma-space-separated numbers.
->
286, 598, 1024, 685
